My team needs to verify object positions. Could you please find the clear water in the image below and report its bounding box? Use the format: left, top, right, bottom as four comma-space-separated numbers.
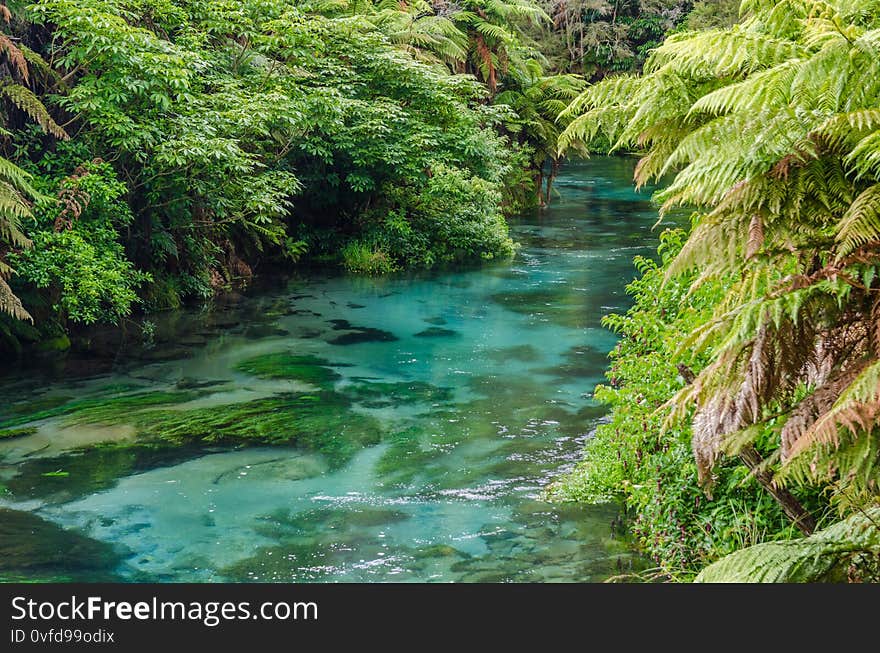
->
0, 157, 667, 582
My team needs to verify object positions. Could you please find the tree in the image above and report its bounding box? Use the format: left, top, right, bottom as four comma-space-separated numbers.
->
0, 2, 66, 320
300, 0, 469, 66
560, 0, 880, 530
538, 0, 692, 77
494, 58, 584, 204
451, 0, 549, 93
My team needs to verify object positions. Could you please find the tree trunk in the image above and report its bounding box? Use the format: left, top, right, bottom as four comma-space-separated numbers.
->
738, 445, 816, 535
545, 158, 560, 206
536, 169, 544, 207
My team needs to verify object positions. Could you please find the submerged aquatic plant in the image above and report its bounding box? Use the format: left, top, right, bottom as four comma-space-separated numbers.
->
234, 353, 344, 388
135, 392, 383, 468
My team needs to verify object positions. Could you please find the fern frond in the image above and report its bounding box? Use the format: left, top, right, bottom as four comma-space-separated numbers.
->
18, 44, 63, 87
0, 276, 32, 322
835, 184, 880, 257
645, 27, 806, 78
1, 83, 68, 139
788, 358, 880, 459
695, 507, 880, 582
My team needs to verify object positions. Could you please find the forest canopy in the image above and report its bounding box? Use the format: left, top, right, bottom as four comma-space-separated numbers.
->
0, 0, 712, 351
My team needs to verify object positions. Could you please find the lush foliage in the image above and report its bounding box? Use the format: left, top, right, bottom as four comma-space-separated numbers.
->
0, 0, 591, 350
11, 162, 150, 324
3, 0, 729, 347
695, 506, 880, 582
548, 229, 809, 575
537, 0, 710, 77
557, 0, 880, 576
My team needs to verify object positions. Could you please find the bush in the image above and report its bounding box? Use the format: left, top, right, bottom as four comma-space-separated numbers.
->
341, 241, 398, 275
547, 229, 809, 576
11, 162, 150, 325
358, 164, 516, 270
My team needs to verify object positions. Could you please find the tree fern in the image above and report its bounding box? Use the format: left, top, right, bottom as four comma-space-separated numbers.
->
0, 9, 68, 320
835, 184, 880, 255
695, 506, 880, 582
560, 0, 880, 533
0, 83, 68, 140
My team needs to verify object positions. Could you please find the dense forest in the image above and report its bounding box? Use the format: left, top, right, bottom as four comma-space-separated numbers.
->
1, 0, 878, 583
0, 0, 729, 351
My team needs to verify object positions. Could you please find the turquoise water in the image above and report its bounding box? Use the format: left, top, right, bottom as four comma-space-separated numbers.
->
0, 157, 666, 582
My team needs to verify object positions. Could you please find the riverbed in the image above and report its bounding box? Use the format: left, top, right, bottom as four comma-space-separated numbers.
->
0, 157, 665, 582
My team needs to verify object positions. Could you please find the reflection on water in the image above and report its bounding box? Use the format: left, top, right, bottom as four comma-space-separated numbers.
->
0, 157, 667, 582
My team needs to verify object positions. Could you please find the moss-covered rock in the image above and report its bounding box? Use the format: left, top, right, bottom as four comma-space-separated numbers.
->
36, 334, 72, 353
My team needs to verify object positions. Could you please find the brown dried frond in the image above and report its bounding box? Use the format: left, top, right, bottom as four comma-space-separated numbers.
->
745, 214, 764, 260
692, 396, 732, 492
780, 362, 867, 460
474, 35, 496, 92
690, 329, 772, 491
871, 297, 880, 356
689, 318, 823, 490
788, 357, 880, 459
0, 5, 11, 23
0, 33, 28, 82
53, 162, 95, 231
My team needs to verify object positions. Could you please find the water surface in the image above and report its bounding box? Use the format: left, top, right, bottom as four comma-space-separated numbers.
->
0, 157, 665, 582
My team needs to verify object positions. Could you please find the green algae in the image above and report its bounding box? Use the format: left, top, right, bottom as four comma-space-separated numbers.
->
2, 445, 202, 503
489, 288, 601, 328
235, 353, 344, 387
344, 380, 454, 408
0, 394, 73, 423
326, 319, 399, 345
256, 506, 410, 539
533, 344, 610, 380
486, 344, 542, 363
414, 327, 460, 338
0, 390, 204, 430
135, 392, 383, 468
415, 544, 470, 559
224, 507, 411, 581
175, 378, 230, 390
96, 382, 145, 393
0, 426, 37, 440
220, 541, 336, 582
373, 426, 456, 486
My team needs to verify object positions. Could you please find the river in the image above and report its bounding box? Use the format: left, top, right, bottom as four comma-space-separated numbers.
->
0, 157, 666, 582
